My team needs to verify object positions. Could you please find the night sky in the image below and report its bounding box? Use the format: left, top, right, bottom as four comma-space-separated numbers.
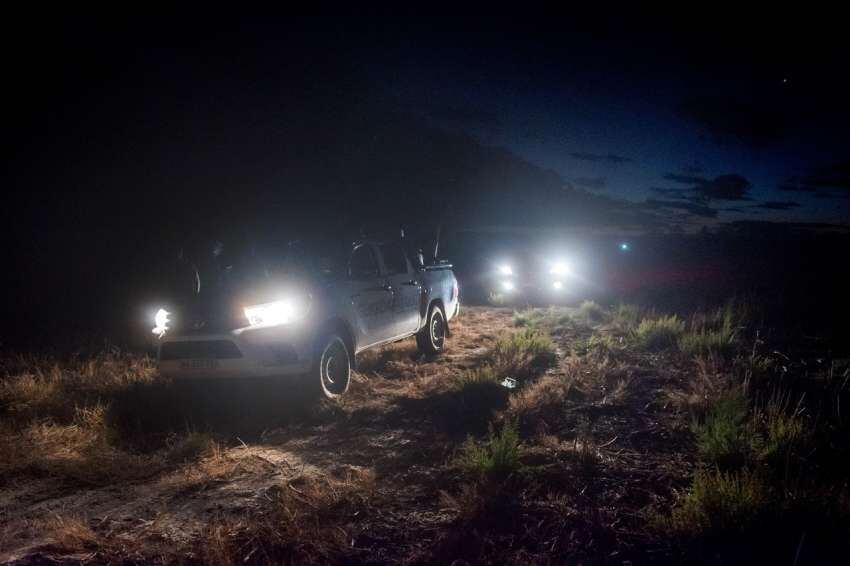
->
6, 15, 850, 234
360, 26, 850, 226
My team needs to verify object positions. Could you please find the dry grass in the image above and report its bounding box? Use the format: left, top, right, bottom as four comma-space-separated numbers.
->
43, 514, 102, 554
197, 467, 375, 565
666, 354, 731, 412
0, 352, 220, 488
3, 303, 848, 564
509, 362, 576, 434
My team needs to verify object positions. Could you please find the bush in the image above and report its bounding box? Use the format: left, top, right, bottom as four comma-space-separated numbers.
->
680, 300, 747, 357
513, 309, 547, 329
577, 300, 607, 323
680, 312, 737, 358
459, 421, 522, 479
692, 390, 751, 468
669, 467, 769, 536
611, 303, 643, 331
693, 388, 809, 474
585, 334, 621, 358
635, 315, 685, 351
492, 329, 556, 377
751, 391, 808, 474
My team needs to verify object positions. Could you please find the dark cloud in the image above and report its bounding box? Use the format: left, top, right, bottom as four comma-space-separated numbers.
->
780, 157, 850, 199
569, 152, 632, 165
663, 173, 709, 185
698, 175, 752, 201
752, 201, 800, 210
682, 163, 704, 175
573, 176, 607, 190
657, 173, 752, 201
640, 198, 718, 218
682, 93, 790, 147
650, 186, 695, 199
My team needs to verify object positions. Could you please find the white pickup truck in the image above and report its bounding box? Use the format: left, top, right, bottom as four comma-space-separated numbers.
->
151, 237, 459, 399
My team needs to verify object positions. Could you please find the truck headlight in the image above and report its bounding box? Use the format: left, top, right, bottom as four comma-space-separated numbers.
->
244, 299, 303, 327
549, 261, 572, 276
152, 308, 170, 338
497, 264, 513, 276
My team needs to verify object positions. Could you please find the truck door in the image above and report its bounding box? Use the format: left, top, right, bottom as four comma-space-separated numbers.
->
378, 241, 421, 336
347, 243, 395, 347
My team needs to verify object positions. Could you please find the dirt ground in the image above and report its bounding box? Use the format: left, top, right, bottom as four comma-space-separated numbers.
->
1, 307, 695, 564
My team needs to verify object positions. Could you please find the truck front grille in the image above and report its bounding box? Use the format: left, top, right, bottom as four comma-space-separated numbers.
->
160, 340, 243, 360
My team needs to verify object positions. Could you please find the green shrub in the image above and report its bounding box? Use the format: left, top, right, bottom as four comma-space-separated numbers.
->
751, 391, 807, 472
456, 366, 502, 388
679, 328, 734, 357
513, 308, 547, 329
459, 421, 522, 478
577, 300, 607, 323
680, 310, 737, 357
693, 390, 751, 468
635, 315, 685, 351
669, 467, 770, 535
492, 329, 556, 377
611, 303, 643, 331
585, 334, 620, 358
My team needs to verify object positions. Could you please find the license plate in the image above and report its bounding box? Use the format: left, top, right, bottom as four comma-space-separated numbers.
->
179, 359, 219, 370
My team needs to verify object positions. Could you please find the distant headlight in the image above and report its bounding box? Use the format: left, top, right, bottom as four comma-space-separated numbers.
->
501, 280, 515, 291
497, 264, 513, 276
152, 308, 170, 338
549, 261, 572, 276
552, 280, 563, 290
244, 299, 303, 327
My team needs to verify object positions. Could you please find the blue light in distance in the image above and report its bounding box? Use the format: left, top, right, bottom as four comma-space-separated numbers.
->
619, 242, 631, 252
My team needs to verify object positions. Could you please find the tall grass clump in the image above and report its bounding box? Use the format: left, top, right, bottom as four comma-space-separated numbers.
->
492, 329, 556, 377
513, 308, 547, 329
611, 303, 643, 332
635, 315, 685, 351
577, 300, 608, 323
680, 307, 738, 357
459, 420, 522, 479
680, 299, 750, 357
692, 387, 808, 473
668, 467, 769, 536
692, 389, 750, 468
750, 391, 808, 474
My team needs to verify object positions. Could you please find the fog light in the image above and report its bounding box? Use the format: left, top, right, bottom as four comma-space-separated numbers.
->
552, 280, 563, 290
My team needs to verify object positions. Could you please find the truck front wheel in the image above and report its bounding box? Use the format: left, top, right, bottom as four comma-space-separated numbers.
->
312, 334, 351, 399
416, 304, 446, 355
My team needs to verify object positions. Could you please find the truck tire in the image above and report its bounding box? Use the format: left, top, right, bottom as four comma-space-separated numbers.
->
416, 303, 446, 355
311, 334, 351, 399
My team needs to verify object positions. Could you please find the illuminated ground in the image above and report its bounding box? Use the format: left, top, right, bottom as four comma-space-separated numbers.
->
2, 305, 845, 564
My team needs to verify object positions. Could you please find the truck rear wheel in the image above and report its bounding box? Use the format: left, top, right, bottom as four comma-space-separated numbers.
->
416, 304, 446, 355
312, 334, 351, 399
